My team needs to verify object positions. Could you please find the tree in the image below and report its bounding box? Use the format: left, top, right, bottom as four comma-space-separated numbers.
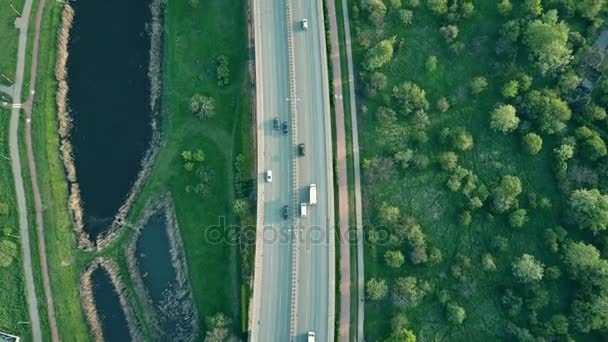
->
398, 9, 413, 25
558, 71, 582, 94
446, 302, 466, 325
437, 97, 449, 112
367, 278, 389, 300
204, 313, 231, 342
362, 0, 387, 27
470, 76, 488, 94
451, 128, 474, 151
575, 127, 607, 161
525, 0, 542, 17
394, 149, 414, 169
385, 328, 416, 342
379, 202, 401, 226
460, 211, 472, 226
525, 89, 571, 134
389, 0, 401, 9
562, 241, 608, 283
512, 254, 544, 283
522, 133, 543, 155
570, 295, 608, 333
193, 149, 205, 162
491, 104, 520, 133
497, 0, 512, 15
545, 314, 569, 336
425, 55, 437, 72
368, 72, 388, 94
392, 81, 429, 114
385, 250, 405, 268
438, 151, 458, 171
232, 198, 250, 217
190, 95, 216, 119
427, 247, 443, 265
394, 276, 430, 308
216, 55, 230, 86
426, 0, 447, 15
492, 175, 522, 213
586, 104, 607, 122
482, 253, 497, 272
568, 189, 608, 234
502, 80, 519, 98
576, 0, 607, 20
0, 240, 17, 267
440, 25, 459, 43
509, 209, 528, 228
524, 13, 573, 75
364, 36, 396, 70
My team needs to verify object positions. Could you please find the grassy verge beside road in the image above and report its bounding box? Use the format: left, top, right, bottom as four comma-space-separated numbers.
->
0, 0, 24, 85
126, 0, 252, 335
29, 2, 91, 340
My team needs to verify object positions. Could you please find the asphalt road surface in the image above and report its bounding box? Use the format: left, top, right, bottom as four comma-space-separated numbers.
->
253, 0, 333, 340
256, 0, 294, 340
292, 0, 334, 339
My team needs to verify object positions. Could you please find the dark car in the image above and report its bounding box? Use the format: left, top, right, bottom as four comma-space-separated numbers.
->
298, 143, 305, 156
282, 205, 289, 219
282, 121, 288, 134
273, 117, 279, 130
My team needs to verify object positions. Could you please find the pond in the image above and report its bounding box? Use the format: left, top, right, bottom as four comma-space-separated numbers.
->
91, 267, 131, 342
136, 212, 197, 339
67, 0, 153, 239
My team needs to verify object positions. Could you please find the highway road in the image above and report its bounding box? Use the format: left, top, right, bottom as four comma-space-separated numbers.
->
251, 0, 334, 340
255, 0, 294, 340
292, 0, 335, 340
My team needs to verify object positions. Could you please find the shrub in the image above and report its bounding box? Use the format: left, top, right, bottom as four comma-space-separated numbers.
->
497, 0, 512, 15
502, 80, 519, 98
522, 132, 543, 155
470, 76, 488, 94
482, 254, 497, 272
437, 97, 449, 112
367, 278, 389, 300
490, 104, 520, 133
438, 151, 458, 171
425, 55, 437, 72
216, 55, 230, 86
190, 95, 216, 119
446, 302, 466, 325
509, 209, 528, 228
426, 0, 448, 15
398, 9, 413, 25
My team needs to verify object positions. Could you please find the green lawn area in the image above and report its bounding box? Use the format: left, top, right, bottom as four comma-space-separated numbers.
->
349, 1, 589, 340
0, 0, 23, 86
0, 108, 29, 340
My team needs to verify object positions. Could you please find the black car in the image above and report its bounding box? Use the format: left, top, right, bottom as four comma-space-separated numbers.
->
282, 205, 289, 219
298, 143, 305, 156
273, 117, 279, 130
282, 121, 288, 134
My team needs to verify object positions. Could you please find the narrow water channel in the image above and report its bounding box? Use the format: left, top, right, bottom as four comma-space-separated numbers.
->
91, 267, 131, 341
67, 0, 153, 239
136, 213, 197, 339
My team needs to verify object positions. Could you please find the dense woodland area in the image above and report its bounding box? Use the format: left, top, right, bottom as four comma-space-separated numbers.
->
352, 0, 608, 340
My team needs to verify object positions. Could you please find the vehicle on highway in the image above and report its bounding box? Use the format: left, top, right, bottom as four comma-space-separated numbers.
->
282, 205, 289, 219
298, 143, 305, 156
308, 331, 315, 342
273, 117, 279, 130
282, 121, 288, 134
302, 19, 308, 30
300, 203, 307, 217
309, 184, 317, 205
265, 170, 272, 183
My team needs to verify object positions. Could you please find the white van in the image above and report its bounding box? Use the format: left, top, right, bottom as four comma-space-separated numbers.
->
265, 170, 272, 183
300, 203, 307, 217
309, 184, 317, 205
302, 19, 308, 30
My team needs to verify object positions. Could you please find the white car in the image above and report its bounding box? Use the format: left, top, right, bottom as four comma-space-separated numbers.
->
302, 19, 308, 30
266, 170, 272, 183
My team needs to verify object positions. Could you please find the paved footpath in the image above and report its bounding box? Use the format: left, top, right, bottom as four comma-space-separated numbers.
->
326, 0, 351, 339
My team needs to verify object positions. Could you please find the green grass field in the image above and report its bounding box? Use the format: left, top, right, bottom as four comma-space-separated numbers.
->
0, 0, 23, 86
348, 1, 585, 340
0, 108, 29, 339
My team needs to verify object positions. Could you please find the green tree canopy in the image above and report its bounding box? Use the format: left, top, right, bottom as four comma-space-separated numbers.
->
364, 36, 396, 70
385, 250, 406, 268
524, 11, 572, 75
367, 278, 389, 300
392, 81, 429, 114
568, 189, 608, 234
491, 104, 520, 133
522, 132, 543, 155
525, 89, 572, 134
512, 253, 544, 283
492, 175, 522, 213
